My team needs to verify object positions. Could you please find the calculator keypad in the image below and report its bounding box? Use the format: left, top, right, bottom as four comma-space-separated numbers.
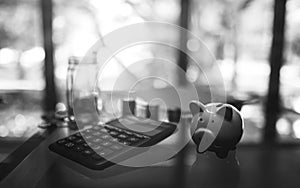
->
56, 124, 150, 163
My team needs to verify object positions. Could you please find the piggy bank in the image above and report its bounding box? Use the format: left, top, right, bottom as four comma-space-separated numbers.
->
189, 101, 244, 158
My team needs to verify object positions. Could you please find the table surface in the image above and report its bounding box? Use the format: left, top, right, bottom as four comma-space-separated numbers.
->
0, 126, 300, 188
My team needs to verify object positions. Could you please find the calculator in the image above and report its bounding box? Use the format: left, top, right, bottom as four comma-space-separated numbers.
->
49, 116, 176, 170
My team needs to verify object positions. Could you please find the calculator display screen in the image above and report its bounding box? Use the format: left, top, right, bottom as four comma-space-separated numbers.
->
108, 116, 173, 137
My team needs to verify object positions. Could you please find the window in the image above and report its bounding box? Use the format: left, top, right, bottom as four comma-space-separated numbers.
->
0, 0, 43, 161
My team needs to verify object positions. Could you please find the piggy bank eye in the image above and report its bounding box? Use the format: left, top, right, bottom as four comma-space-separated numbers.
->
199, 117, 204, 123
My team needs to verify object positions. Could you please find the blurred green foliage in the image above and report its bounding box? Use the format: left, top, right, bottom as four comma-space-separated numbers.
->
0, 0, 42, 50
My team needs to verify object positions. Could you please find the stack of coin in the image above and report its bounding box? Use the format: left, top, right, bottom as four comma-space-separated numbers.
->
167, 107, 181, 123
122, 98, 136, 116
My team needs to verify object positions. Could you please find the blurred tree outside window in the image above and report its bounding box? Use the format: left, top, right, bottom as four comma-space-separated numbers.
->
53, 0, 180, 96
0, 0, 44, 90
189, 0, 273, 94
0, 0, 44, 158
188, 0, 274, 143
276, 0, 300, 141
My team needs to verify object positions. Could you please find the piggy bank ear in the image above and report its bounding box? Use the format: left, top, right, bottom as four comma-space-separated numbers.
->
216, 105, 233, 121
189, 101, 206, 116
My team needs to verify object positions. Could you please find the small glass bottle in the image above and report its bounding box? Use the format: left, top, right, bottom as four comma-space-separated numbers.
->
66, 56, 80, 129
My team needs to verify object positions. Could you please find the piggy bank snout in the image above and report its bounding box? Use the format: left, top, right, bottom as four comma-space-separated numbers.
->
192, 128, 215, 153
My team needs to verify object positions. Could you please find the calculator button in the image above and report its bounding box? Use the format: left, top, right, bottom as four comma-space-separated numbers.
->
108, 131, 118, 136
82, 149, 94, 155
67, 136, 77, 141
74, 139, 85, 144
101, 135, 111, 139
92, 145, 103, 151
100, 128, 108, 133
74, 145, 84, 152
85, 129, 93, 133
85, 135, 93, 140
98, 149, 113, 156
92, 138, 102, 143
65, 142, 75, 148
118, 134, 127, 139
92, 132, 102, 136
120, 141, 131, 145
111, 145, 123, 150
82, 143, 89, 148
57, 139, 67, 145
113, 138, 122, 143
109, 138, 119, 142
101, 141, 112, 147
129, 137, 139, 142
